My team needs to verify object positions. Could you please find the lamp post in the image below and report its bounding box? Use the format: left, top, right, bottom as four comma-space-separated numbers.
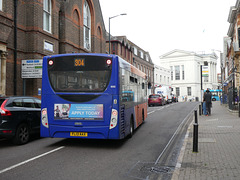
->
108, 13, 127, 54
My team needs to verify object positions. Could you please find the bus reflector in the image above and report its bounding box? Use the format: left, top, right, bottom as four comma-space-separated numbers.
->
110, 109, 118, 129
41, 108, 49, 128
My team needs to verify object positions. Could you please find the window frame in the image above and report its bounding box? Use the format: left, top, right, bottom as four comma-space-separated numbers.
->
182, 65, 185, 80
187, 87, 191, 96
43, 0, 52, 33
176, 87, 180, 97
0, 0, 2, 11
83, 1, 91, 51
175, 65, 180, 80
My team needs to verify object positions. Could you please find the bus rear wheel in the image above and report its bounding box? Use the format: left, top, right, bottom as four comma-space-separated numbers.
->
128, 118, 134, 138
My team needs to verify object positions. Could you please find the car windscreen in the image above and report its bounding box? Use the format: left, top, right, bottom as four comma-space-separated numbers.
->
47, 55, 112, 92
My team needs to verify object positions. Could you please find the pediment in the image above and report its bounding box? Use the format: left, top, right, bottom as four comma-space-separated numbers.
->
160, 49, 196, 58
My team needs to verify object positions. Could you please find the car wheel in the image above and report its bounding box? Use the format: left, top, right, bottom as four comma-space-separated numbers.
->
13, 123, 30, 145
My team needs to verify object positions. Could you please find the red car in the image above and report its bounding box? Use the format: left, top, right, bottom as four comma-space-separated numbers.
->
148, 94, 165, 106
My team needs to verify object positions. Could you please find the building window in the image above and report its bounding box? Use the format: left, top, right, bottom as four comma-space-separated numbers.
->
134, 47, 138, 55
146, 54, 149, 62
139, 50, 144, 58
175, 66, 180, 80
43, 0, 52, 33
238, 28, 240, 48
176, 87, 180, 97
84, 1, 91, 50
112, 43, 116, 54
182, 65, 184, 80
170, 66, 173, 80
187, 87, 191, 96
0, 0, 2, 11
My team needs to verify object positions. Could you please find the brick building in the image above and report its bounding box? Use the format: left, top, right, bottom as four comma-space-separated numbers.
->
108, 36, 154, 95
222, 0, 240, 109
0, 0, 106, 96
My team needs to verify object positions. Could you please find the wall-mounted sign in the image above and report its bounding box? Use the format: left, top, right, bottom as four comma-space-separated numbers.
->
21, 59, 42, 78
44, 41, 54, 52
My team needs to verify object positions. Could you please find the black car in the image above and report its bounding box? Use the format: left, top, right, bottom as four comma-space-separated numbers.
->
0, 96, 41, 145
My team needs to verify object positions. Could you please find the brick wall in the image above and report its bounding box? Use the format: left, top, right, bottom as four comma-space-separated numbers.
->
0, 0, 106, 96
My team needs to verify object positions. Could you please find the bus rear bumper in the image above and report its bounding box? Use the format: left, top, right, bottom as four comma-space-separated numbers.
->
42, 125, 117, 139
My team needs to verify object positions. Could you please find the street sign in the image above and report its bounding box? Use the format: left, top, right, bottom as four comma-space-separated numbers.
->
21, 59, 43, 78
202, 66, 209, 77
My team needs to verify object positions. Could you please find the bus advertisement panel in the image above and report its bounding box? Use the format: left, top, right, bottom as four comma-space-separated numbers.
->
41, 53, 147, 139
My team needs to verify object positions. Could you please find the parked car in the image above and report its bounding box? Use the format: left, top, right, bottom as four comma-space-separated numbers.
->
0, 96, 41, 145
148, 94, 165, 106
172, 94, 178, 102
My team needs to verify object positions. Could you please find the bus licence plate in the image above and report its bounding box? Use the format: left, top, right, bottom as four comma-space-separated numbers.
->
70, 132, 88, 137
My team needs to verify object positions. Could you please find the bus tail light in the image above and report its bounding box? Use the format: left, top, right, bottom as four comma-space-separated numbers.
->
41, 108, 49, 128
110, 109, 118, 129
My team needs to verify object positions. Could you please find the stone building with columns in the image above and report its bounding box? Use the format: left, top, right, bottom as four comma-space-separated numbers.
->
0, 0, 106, 96
159, 49, 218, 101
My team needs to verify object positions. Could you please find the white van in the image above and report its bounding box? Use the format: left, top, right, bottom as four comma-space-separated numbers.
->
155, 86, 172, 103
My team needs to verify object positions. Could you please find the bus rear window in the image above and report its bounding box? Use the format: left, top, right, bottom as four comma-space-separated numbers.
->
48, 56, 112, 92
49, 70, 111, 92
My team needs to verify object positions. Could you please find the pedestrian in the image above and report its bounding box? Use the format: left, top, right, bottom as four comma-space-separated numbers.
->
202, 91, 207, 115
204, 89, 212, 115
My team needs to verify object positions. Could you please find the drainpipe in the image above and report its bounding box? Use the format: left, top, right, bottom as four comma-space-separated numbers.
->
14, 0, 17, 95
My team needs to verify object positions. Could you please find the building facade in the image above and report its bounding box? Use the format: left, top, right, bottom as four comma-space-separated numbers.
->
159, 50, 218, 102
108, 36, 154, 95
154, 64, 171, 88
0, 0, 106, 96
223, 0, 240, 109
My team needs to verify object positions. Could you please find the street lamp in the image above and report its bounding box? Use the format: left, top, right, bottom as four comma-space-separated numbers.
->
108, 13, 127, 54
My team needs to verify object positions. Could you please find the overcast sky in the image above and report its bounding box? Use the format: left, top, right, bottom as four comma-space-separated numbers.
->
99, 0, 237, 68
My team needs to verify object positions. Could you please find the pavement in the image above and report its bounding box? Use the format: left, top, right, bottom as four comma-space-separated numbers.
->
171, 101, 240, 180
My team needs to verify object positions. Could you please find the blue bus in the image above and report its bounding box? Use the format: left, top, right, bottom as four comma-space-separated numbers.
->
204, 89, 222, 101
41, 53, 147, 139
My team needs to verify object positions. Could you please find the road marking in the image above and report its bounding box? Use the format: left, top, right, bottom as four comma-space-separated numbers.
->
217, 126, 233, 128
147, 111, 155, 115
154, 104, 199, 165
206, 118, 218, 121
0, 146, 65, 174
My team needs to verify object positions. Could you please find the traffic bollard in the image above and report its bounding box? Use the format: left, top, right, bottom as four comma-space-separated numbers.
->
193, 123, 198, 152
193, 110, 198, 152
239, 102, 240, 118
195, 110, 198, 124
199, 104, 202, 116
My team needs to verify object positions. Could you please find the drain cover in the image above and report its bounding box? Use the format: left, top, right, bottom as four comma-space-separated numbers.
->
127, 162, 174, 179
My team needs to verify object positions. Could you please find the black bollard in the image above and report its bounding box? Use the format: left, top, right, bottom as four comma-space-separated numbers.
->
199, 104, 202, 116
193, 110, 198, 152
195, 110, 198, 124
239, 102, 240, 118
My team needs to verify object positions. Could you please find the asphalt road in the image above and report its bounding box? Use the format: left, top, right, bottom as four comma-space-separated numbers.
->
0, 102, 199, 180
